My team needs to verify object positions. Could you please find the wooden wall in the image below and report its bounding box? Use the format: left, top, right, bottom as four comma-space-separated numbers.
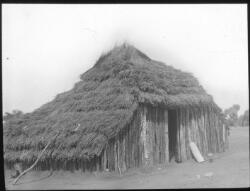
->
99, 108, 142, 172
98, 105, 169, 172
141, 105, 168, 166
175, 107, 228, 163
99, 105, 228, 173
6, 105, 228, 172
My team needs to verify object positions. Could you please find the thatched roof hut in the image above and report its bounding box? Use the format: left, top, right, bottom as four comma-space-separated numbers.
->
3, 44, 227, 172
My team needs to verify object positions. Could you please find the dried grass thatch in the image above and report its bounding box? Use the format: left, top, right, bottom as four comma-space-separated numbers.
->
3, 43, 221, 164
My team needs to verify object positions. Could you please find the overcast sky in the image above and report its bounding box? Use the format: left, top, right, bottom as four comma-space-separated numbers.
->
2, 4, 248, 115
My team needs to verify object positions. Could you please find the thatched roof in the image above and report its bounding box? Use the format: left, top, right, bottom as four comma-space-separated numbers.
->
3, 44, 221, 163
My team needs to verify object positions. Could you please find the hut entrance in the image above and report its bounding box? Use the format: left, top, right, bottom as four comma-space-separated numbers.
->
168, 109, 178, 162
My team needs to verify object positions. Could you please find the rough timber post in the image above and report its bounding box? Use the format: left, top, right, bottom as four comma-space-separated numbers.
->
164, 109, 169, 163
176, 109, 181, 162
201, 107, 208, 156
154, 108, 159, 164
185, 108, 191, 160
140, 105, 149, 167
180, 108, 187, 162
103, 148, 107, 170
121, 134, 126, 172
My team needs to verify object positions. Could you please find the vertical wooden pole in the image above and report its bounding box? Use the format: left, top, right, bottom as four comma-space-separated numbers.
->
180, 108, 187, 162
164, 109, 169, 163
207, 107, 211, 153
197, 108, 204, 156
175, 109, 181, 162
125, 127, 128, 169
155, 107, 159, 164
141, 105, 149, 167
185, 108, 191, 160
203, 108, 207, 156
122, 134, 126, 171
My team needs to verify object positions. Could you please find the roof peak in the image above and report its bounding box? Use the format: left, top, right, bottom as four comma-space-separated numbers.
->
94, 43, 151, 67
110, 42, 138, 54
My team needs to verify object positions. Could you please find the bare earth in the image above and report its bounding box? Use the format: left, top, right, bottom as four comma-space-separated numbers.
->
5, 126, 249, 190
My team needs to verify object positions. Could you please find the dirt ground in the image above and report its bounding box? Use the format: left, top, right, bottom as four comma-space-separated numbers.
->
5, 126, 249, 190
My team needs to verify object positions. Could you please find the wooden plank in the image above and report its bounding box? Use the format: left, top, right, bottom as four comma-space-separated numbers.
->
214, 115, 219, 153
160, 110, 165, 163
160, 109, 164, 163
120, 135, 124, 172
107, 143, 110, 170
218, 119, 223, 152
197, 109, 202, 153
135, 114, 139, 167
164, 109, 169, 163
218, 116, 223, 152
185, 108, 191, 160
148, 108, 152, 165
208, 108, 212, 153
212, 112, 217, 153
216, 116, 220, 152
214, 112, 218, 153
122, 134, 126, 171
140, 109, 144, 166
148, 116, 152, 166
203, 108, 207, 155
194, 109, 200, 154
179, 109, 183, 162
128, 123, 131, 168
103, 148, 107, 170
154, 108, 159, 164
183, 109, 188, 160
203, 107, 207, 155
116, 137, 120, 173
206, 107, 210, 153
190, 109, 194, 145
221, 121, 225, 150
222, 124, 226, 149
126, 126, 129, 168
197, 108, 204, 156
111, 140, 115, 171
124, 128, 127, 168
175, 109, 181, 162
217, 116, 222, 152
180, 109, 187, 162
212, 111, 216, 153
159, 108, 163, 163
192, 108, 198, 155
189, 142, 205, 162
182, 108, 187, 160
202, 108, 206, 156
202, 108, 208, 157
140, 106, 146, 166
206, 108, 211, 153
210, 109, 215, 153
151, 108, 155, 164
196, 109, 202, 154
131, 120, 135, 169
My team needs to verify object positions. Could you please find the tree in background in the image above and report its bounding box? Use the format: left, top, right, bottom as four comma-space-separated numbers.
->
224, 104, 240, 127
237, 109, 249, 127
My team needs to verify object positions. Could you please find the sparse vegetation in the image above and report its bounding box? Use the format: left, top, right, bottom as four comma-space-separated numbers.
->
223, 104, 240, 127
237, 109, 249, 127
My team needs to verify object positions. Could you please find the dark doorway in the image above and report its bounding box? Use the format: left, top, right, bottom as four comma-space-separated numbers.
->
168, 109, 178, 162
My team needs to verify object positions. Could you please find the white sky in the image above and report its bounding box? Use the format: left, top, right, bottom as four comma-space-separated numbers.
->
2, 4, 248, 115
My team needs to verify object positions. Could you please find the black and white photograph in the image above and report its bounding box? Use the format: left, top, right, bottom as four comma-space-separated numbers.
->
2, 4, 249, 189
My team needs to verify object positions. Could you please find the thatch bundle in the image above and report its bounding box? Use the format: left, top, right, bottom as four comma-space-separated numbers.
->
3, 43, 221, 167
